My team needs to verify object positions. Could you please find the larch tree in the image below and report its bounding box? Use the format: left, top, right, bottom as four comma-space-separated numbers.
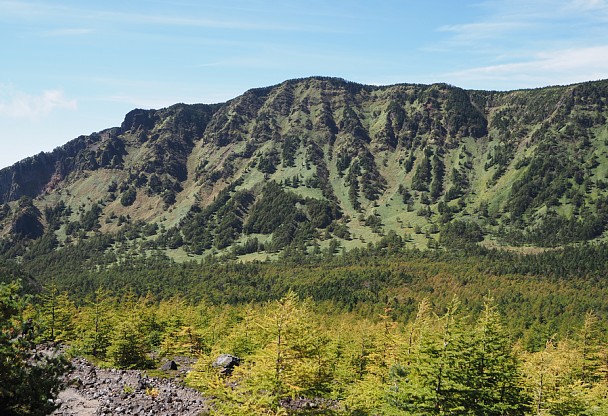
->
388, 297, 469, 415
73, 287, 113, 358
464, 298, 530, 415
38, 279, 77, 344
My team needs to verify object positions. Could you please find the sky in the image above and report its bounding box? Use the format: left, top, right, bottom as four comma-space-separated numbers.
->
1, 0, 608, 169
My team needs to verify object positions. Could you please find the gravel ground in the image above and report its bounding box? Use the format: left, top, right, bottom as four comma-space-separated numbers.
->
52, 357, 209, 416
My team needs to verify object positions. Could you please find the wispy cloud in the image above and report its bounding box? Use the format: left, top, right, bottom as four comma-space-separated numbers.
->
429, 0, 608, 88
567, 0, 608, 11
0, 0, 335, 33
437, 0, 608, 48
109, 13, 329, 32
43, 28, 93, 36
444, 45, 608, 88
0, 88, 77, 119
438, 21, 530, 42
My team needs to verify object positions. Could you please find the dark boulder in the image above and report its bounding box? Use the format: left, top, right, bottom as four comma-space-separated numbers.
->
160, 360, 178, 371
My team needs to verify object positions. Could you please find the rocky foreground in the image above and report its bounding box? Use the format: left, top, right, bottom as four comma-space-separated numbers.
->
52, 357, 209, 416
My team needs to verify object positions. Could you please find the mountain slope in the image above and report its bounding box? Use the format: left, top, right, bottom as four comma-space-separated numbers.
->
1, 77, 608, 260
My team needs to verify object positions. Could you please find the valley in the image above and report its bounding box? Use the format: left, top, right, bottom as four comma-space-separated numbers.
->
2, 77, 608, 415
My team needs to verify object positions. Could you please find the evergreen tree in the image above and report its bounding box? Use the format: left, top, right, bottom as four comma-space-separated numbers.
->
523, 337, 587, 415
107, 316, 151, 369
430, 152, 445, 199
0, 280, 70, 416
412, 149, 433, 191
389, 298, 529, 415
106, 294, 153, 369
576, 311, 601, 384
38, 278, 59, 341
248, 292, 333, 401
346, 308, 406, 415
202, 292, 336, 414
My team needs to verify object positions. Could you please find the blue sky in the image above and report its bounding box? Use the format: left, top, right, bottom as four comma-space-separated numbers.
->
1, 0, 608, 169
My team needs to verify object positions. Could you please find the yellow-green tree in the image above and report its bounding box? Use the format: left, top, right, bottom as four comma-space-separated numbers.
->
577, 311, 602, 384
243, 292, 333, 404
388, 298, 530, 415
343, 308, 402, 415
38, 279, 77, 343
521, 313, 608, 415
158, 297, 209, 356
187, 292, 337, 415
522, 337, 587, 415
73, 287, 113, 358
106, 293, 153, 369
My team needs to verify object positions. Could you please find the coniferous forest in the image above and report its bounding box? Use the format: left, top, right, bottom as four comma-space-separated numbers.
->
3, 241, 608, 415
2, 77, 608, 414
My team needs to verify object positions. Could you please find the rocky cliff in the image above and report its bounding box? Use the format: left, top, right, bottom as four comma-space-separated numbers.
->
1, 77, 607, 257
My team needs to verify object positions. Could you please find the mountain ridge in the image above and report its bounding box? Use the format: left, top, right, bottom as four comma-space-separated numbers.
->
1, 76, 608, 259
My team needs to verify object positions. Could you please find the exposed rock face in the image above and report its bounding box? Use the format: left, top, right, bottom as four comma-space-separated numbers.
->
10, 197, 43, 239
0, 104, 216, 204
120, 109, 158, 134
52, 357, 209, 416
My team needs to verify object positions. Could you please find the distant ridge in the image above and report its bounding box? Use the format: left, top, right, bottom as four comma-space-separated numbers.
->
1, 76, 608, 257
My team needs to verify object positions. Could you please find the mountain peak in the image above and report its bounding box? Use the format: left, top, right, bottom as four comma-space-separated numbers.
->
1, 78, 607, 257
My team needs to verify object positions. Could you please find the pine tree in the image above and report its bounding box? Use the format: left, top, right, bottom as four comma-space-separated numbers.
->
343, 319, 393, 415
523, 337, 587, 415
106, 293, 153, 369
387, 297, 530, 414
194, 292, 336, 413
249, 292, 331, 403
405, 298, 432, 360
577, 311, 601, 384
38, 277, 59, 341
0, 280, 70, 416
588, 342, 608, 412
107, 316, 151, 369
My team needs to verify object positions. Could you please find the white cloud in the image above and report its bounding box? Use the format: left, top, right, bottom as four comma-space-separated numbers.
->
444, 45, 608, 89
43, 28, 93, 36
568, 0, 608, 10
0, 88, 77, 120
438, 21, 530, 42
0, 1, 335, 33
428, 0, 608, 89
437, 0, 608, 49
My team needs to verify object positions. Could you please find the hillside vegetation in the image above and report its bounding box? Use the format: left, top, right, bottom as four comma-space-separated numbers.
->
2, 77, 608, 414
1, 77, 608, 262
